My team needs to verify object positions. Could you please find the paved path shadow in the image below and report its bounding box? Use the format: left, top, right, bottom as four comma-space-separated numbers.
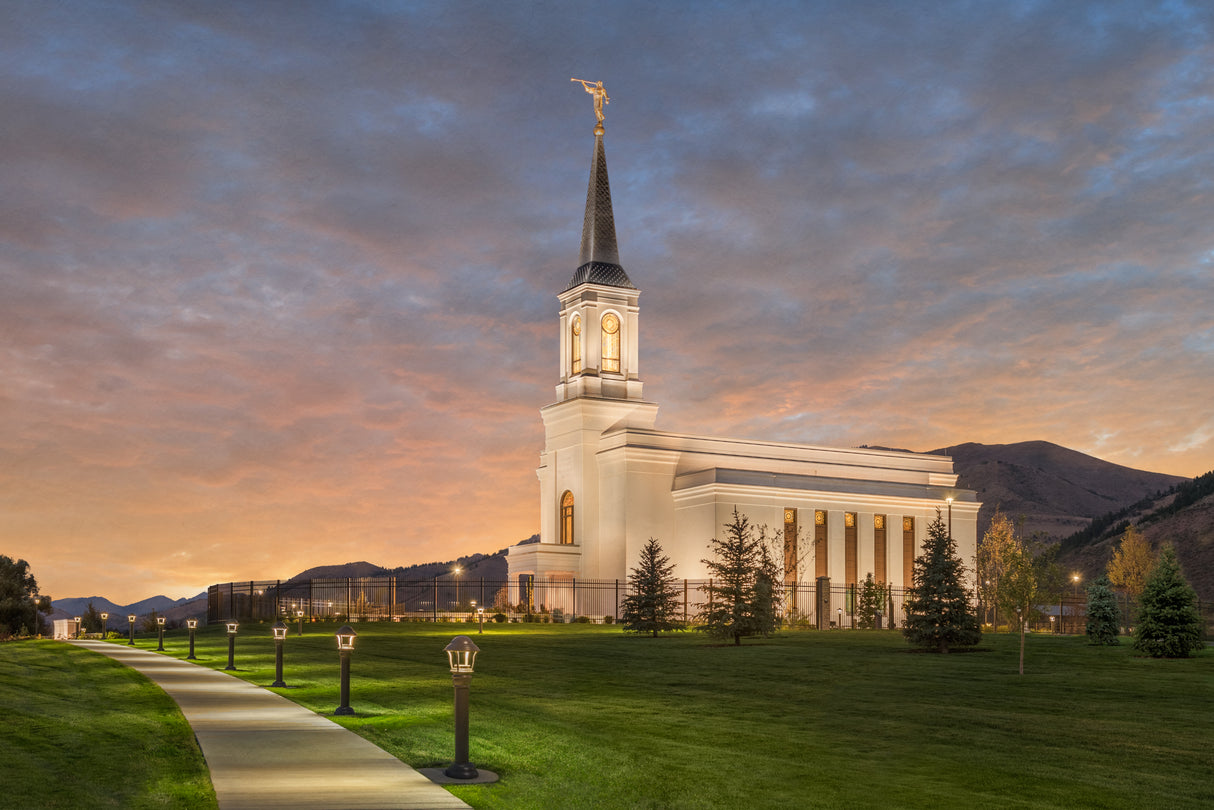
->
73, 640, 470, 810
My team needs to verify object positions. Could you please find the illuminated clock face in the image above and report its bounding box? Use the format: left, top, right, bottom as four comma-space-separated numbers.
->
784, 509, 795, 523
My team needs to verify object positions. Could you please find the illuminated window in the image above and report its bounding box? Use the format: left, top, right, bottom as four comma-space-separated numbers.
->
601, 312, 620, 373
560, 491, 575, 545
570, 314, 582, 374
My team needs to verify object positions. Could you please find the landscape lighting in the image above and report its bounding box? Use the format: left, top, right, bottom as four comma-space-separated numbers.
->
443, 635, 481, 780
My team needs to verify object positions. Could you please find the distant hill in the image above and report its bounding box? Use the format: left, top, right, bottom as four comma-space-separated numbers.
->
1057, 471, 1214, 602
49, 593, 206, 629
932, 441, 1186, 540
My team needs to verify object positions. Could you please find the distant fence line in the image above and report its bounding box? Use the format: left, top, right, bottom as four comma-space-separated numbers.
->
208, 575, 915, 628
206, 575, 1213, 637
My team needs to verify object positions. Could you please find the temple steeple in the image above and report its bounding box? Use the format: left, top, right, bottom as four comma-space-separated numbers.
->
565, 128, 635, 291
554, 92, 647, 406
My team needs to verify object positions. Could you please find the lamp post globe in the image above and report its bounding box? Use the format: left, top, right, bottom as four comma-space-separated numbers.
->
334, 625, 357, 715
443, 635, 481, 780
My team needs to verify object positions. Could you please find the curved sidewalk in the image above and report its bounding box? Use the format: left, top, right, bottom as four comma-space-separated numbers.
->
73, 640, 470, 810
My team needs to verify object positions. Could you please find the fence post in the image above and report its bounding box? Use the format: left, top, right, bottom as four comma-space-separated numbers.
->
683, 579, 688, 624
433, 577, 438, 622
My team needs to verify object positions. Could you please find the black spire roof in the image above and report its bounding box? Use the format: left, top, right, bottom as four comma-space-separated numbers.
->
565, 129, 635, 291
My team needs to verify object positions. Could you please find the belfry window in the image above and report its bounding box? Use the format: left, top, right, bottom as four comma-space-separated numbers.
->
570, 314, 582, 375
560, 491, 575, 545
601, 312, 620, 373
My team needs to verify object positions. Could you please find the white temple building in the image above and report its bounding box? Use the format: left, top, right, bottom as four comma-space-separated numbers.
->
507, 112, 979, 615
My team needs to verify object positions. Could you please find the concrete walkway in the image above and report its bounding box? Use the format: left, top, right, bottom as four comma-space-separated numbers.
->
72, 640, 471, 810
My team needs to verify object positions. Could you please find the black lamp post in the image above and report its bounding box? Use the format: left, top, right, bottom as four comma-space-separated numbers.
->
334, 625, 357, 715
186, 618, 198, 659
443, 635, 481, 780
74, 617, 81, 640
272, 621, 288, 687
476, 607, 485, 634
156, 615, 166, 651
100, 612, 109, 638
296, 609, 305, 637
225, 621, 238, 671
128, 614, 137, 645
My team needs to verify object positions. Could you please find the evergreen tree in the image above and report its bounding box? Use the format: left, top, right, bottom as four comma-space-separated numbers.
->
857, 573, 886, 629
902, 510, 981, 653
1085, 574, 1120, 646
620, 538, 684, 637
752, 537, 783, 637
83, 601, 104, 634
698, 509, 773, 646
1133, 546, 1203, 658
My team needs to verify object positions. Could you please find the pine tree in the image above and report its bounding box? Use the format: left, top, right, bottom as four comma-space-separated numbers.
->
1133, 546, 1203, 658
902, 510, 981, 653
699, 508, 770, 646
1085, 574, 1120, 646
620, 538, 684, 637
857, 573, 885, 629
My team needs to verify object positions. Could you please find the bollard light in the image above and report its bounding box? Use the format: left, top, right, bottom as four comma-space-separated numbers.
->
272, 621, 288, 687
443, 635, 481, 780
128, 614, 137, 645
477, 607, 485, 634
156, 615, 166, 651
334, 625, 357, 715
225, 621, 239, 671
837, 607, 842, 629
186, 618, 199, 659
100, 612, 109, 638
297, 609, 305, 637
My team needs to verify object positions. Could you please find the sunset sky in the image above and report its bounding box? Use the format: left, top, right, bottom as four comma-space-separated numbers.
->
4, 1, 1212, 605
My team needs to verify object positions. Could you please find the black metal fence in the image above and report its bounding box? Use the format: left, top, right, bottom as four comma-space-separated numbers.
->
208, 575, 912, 628
206, 576, 1214, 639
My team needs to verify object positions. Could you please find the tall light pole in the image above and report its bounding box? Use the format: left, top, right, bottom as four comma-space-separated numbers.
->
186, 618, 198, 659
74, 617, 81, 640
100, 612, 109, 638
128, 614, 137, 645
1071, 573, 1081, 634
156, 616, 166, 651
453, 566, 462, 611
296, 609, 305, 637
945, 497, 954, 537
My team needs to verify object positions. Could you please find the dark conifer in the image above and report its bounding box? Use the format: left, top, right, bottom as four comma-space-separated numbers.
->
902, 510, 981, 653
1133, 546, 1203, 658
620, 538, 683, 637
1085, 574, 1120, 645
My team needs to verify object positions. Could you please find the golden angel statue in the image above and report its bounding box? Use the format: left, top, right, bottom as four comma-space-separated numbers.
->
571, 78, 610, 125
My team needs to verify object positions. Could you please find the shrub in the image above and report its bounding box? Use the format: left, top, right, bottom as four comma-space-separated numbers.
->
575, 615, 591, 623
603, 615, 614, 624
492, 612, 507, 623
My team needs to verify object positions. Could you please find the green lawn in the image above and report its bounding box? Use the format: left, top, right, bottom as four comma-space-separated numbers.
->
121, 622, 1212, 809
0, 640, 217, 810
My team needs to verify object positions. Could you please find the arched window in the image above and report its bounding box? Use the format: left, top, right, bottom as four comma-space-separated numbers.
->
560, 491, 575, 545
601, 312, 620, 373
570, 314, 582, 375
